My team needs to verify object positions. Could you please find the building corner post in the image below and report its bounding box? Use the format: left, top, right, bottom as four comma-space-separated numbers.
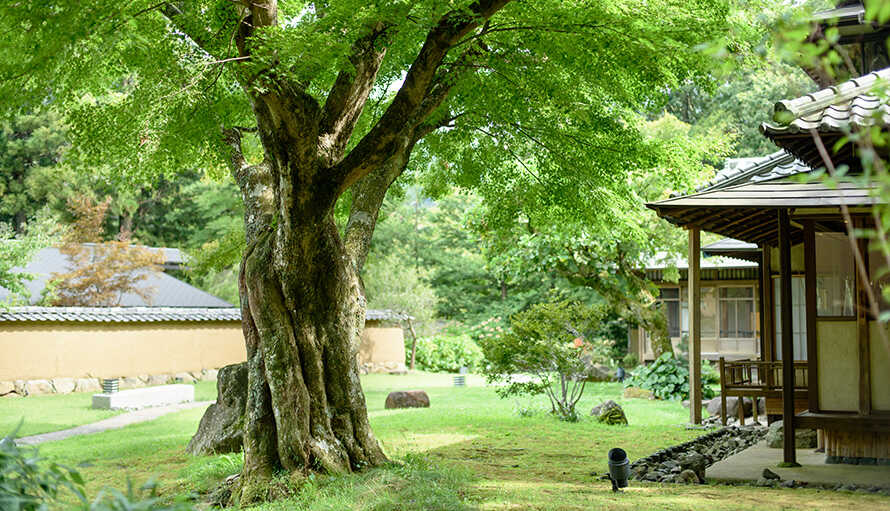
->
688, 227, 702, 424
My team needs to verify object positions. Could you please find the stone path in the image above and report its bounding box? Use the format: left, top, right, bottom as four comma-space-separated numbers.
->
15, 401, 213, 446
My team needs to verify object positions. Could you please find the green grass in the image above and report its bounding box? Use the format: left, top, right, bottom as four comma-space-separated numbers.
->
0, 380, 217, 438
21, 373, 890, 510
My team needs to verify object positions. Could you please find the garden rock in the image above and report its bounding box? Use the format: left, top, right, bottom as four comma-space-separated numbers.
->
187, 362, 248, 455
765, 420, 817, 449
120, 377, 145, 390
75, 378, 101, 393
25, 380, 53, 395
677, 469, 699, 484
622, 387, 654, 399
50, 378, 76, 394
706, 396, 754, 418
147, 374, 171, 386
762, 468, 780, 480
581, 357, 613, 382
679, 452, 706, 481
385, 390, 430, 409
592, 400, 628, 425
0, 381, 14, 396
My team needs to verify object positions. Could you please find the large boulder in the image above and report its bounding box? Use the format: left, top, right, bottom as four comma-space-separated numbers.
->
187, 362, 248, 455
765, 420, 817, 449
591, 400, 628, 425
385, 390, 430, 409
705, 396, 762, 418
580, 356, 614, 382
75, 378, 101, 393
51, 378, 76, 394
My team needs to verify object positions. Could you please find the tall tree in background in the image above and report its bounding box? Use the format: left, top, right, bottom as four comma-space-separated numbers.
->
48, 196, 163, 306
1, 1, 733, 500
0, 209, 60, 306
0, 111, 68, 234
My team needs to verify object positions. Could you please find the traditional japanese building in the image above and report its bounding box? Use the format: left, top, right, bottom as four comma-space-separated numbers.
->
648, 1, 890, 466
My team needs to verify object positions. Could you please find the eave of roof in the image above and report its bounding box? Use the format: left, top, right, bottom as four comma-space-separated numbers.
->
700, 150, 812, 193
0, 306, 412, 323
762, 68, 890, 141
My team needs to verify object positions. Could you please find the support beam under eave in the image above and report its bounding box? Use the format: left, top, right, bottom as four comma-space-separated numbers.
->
688, 227, 702, 425
779, 209, 799, 466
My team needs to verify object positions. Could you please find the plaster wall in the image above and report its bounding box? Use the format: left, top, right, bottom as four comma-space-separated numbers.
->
817, 320, 859, 412
358, 326, 405, 365
870, 321, 890, 411
0, 322, 246, 380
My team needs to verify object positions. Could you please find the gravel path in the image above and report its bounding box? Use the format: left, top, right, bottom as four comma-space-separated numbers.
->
15, 401, 213, 446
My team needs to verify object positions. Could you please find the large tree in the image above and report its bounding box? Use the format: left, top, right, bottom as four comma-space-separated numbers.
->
1, 0, 731, 502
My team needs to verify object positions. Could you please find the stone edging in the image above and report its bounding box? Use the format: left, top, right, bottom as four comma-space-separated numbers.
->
631, 425, 767, 484
0, 369, 220, 397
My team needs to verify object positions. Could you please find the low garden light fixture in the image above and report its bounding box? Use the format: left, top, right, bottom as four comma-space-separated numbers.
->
607, 447, 630, 491
101, 378, 119, 394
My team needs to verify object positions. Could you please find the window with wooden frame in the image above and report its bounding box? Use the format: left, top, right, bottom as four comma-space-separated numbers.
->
719, 286, 755, 339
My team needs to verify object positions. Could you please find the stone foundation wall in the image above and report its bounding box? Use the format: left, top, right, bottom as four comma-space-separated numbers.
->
0, 368, 220, 397
359, 361, 407, 375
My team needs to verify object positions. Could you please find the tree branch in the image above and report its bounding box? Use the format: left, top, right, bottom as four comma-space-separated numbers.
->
319, 22, 392, 165
329, 0, 513, 197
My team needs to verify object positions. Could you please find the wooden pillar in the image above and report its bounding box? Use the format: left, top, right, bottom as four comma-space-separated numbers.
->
779, 209, 799, 466
719, 357, 727, 426
855, 217, 871, 416
762, 245, 775, 394
803, 220, 818, 413
757, 246, 767, 360
688, 227, 702, 425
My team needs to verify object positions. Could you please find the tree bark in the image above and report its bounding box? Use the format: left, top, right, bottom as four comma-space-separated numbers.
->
186, 1, 513, 504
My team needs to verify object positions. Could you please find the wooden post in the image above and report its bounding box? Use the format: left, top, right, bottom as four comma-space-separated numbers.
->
762, 245, 775, 391
803, 220, 819, 413
688, 227, 702, 425
779, 209, 799, 466
855, 218, 871, 416
719, 357, 727, 426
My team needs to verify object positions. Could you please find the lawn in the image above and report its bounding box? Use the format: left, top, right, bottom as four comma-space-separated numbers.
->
0, 380, 218, 438
19, 373, 890, 510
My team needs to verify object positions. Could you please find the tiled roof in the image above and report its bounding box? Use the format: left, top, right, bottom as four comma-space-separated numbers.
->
0, 306, 408, 323
365, 309, 413, 321
762, 68, 890, 136
700, 150, 812, 193
0, 306, 241, 323
0, 247, 231, 308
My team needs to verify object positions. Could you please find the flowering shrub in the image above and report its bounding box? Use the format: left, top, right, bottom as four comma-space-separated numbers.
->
410, 332, 484, 373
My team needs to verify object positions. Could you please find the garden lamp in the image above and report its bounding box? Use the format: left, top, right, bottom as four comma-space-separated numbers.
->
607, 447, 629, 491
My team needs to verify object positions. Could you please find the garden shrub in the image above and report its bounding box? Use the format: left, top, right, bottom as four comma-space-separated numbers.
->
478, 300, 608, 422
410, 331, 484, 373
623, 352, 717, 401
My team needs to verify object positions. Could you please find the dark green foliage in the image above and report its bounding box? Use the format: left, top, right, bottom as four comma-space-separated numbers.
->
479, 300, 608, 421
410, 329, 484, 373
0, 430, 86, 511
1, 429, 193, 511
623, 353, 717, 401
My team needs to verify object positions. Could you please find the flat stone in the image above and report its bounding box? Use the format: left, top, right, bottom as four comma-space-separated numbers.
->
762, 468, 780, 480
92, 384, 194, 410
26, 380, 54, 395
174, 372, 197, 383
385, 390, 430, 409
75, 378, 101, 393
120, 377, 145, 390
51, 378, 76, 394
622, 386, 654, 399
146, 374, 171, 386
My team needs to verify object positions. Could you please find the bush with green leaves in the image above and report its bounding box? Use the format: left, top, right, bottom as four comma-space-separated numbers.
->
623, 352, 717, 401
410, 330, 484, 373
478, 300, 607, 421
1, 429, 192, 511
